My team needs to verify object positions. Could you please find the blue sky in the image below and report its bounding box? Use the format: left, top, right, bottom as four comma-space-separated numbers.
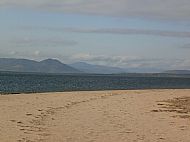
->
0, 0, 190, 71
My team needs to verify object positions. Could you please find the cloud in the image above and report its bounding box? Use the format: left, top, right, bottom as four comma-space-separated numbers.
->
63, 27, 190, 38
69, 53, 140, 67
9, 51, 18, 55
1, 0, 190, 21
181, 43, 190, 49
24, 26, 190, 38
70, 53, 139, 66
68, 53, 190, 70
34, 50, 40, 56
9, 37, 78, 47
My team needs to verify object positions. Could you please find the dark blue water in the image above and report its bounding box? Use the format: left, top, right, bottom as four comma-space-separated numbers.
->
0, 72, 190, 94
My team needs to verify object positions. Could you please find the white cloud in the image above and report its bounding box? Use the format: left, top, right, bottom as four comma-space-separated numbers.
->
67, 53, 190, 70
1, 0, 190, 21
9, 51, 17, 55
70, 53, 139, 66
34, 50, 40, 56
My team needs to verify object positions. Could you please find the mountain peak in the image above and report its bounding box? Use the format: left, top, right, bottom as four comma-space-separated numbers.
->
0, 58, 81, 74
40, 58, 62, 64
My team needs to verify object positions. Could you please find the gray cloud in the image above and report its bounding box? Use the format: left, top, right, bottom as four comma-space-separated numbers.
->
23, 26, 190, 38
1, 0, 190, 21
63, 27, 190, 38
8, 37, 78, 47
181, 43, 190, 49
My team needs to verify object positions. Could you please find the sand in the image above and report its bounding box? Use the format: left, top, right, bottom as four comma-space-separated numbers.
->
0, 89, 190, 142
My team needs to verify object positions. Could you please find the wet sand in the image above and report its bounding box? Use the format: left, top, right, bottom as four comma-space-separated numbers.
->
0, 89, 190, 142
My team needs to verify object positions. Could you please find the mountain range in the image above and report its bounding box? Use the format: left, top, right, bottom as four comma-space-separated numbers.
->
0, 58, 127, 74
0, 58, 190, 74
163, 70, 190, 74
70, 62, 126, 74
0, 58, 80, 74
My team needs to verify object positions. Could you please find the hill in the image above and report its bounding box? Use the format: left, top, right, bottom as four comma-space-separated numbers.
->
70, 62, 126, 74
163, 70, 190, 74
0, 58, 81, 74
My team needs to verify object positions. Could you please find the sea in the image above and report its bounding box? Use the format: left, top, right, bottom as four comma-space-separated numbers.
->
1, 72, 190, 94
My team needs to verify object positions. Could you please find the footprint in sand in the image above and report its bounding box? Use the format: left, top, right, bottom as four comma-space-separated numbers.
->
10, 119, 16, 122
26, 113, 33, 116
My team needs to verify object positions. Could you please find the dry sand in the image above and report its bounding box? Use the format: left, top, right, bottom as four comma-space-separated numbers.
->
0, 89, 190, 142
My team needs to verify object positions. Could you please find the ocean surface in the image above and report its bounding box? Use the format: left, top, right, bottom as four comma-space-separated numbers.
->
1, 72, 190, 94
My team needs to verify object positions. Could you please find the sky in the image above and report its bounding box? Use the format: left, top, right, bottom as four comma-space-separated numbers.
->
0, 0, 190, 71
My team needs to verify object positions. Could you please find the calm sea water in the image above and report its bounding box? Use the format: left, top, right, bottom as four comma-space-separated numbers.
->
0, 72, 190, 94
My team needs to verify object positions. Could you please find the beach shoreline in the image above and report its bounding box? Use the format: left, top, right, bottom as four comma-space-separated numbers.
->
1, 89, 190, 142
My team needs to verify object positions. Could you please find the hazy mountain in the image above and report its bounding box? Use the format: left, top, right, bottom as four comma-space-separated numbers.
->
70, 62, 126, 74
126, 67, 163, 73
163, 70, 190, 74
0, 58, 81, 74
1, 58, 188, 75
70, 62, 164, 74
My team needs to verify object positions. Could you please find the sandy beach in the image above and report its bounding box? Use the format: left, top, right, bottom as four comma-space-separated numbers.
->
0, 89, 190, 142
